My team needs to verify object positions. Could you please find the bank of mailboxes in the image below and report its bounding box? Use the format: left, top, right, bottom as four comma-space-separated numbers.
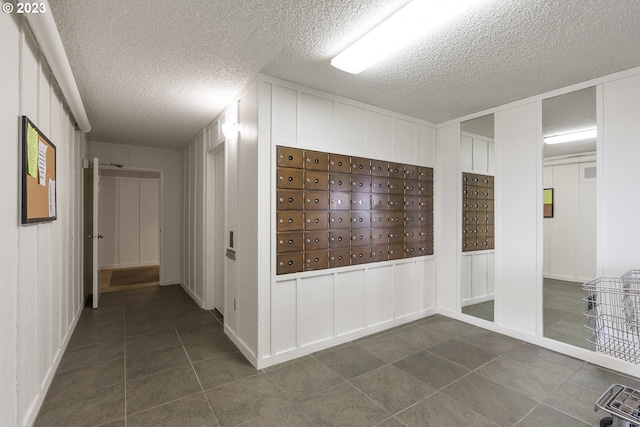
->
277, 146, 434, 274
462, 172, 495, 252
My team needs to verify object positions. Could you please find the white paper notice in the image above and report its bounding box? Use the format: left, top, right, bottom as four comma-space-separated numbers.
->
38, 141, 47, 186
48, 179, 56, 217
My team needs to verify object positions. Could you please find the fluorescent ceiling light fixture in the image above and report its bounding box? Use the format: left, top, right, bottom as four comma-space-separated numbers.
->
331, 0, 481, 74
544, 128, 597, 145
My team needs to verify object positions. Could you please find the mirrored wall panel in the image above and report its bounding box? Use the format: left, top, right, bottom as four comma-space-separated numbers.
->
460, 114, 495, 322
542, 86, 596, 350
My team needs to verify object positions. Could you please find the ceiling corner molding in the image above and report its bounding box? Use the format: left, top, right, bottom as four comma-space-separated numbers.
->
25, 0, 91, 133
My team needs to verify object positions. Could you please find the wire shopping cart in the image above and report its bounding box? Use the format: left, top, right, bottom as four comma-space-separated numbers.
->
583, 275, 640, 364
595, 383, 640, 427
584, 272, 640, 426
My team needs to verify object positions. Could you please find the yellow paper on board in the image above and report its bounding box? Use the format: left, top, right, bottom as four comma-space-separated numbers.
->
27, 124, 38, 178
543, 189, 553, 204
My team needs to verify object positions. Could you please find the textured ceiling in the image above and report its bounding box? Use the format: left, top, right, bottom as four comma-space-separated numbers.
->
49, 0, 640, 150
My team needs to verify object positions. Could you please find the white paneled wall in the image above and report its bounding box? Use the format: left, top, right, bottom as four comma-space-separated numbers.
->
99, 176, 160, 269
262, 77, 437, 367
183, 134, 206, 307
0, 16, 85, 427
542, 162, 596, 282
461, 132, 495, 306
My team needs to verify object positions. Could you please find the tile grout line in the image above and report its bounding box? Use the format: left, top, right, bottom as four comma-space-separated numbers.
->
173, 323, 222, 426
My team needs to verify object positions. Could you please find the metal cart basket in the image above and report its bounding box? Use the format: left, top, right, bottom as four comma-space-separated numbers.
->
583, 274, 640, 364
595, 383, 640, 427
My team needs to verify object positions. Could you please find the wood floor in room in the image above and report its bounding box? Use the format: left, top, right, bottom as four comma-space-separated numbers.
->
100, 266, 160, 293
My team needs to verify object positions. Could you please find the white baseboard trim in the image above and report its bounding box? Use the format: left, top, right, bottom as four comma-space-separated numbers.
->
254, 308, 437, 370
461, 294, 495, 307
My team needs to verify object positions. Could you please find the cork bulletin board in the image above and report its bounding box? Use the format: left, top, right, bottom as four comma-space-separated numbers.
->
21, 116, 57, 224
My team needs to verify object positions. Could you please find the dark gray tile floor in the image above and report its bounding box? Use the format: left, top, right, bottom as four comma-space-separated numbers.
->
35, 284, 639, 427
462, 278, 596, 351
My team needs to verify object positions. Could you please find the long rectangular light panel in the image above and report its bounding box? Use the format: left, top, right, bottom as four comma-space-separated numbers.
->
331, 0, 480, 74
544, 129, 597, 144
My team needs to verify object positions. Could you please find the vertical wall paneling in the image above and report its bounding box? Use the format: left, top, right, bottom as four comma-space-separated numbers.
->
237, 85, 260, 357
139, 179, 160, 264
365, 265, 394, 326
435, 124, 461, 312
118, 178, 141, 264
577, 163, 596, 280
393, 119, 416, 164
393, 262, 418, 318
2, 17, 86, 427
299, 93, 334, 150
334, 102, 366, 153
365, 111, 393, 158
334, 270, 366, 336
297, 275, 334, 346
271, 280, 297, 354
272, 85, 297, 146
602, 73, 640, 276
494, 102, 539, 334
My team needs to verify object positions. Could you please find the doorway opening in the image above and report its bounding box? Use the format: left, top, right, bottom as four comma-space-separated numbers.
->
98, 168, 162, 295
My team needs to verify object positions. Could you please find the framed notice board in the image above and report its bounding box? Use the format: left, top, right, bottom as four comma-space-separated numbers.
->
543, 188, 553, 218
21, 116, 57, 224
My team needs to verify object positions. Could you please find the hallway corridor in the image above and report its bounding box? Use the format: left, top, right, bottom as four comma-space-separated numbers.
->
35, 285, 640, 426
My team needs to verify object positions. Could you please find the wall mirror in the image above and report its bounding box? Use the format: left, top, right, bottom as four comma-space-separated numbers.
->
460, 114, 495, 322
542, 86, 596, 350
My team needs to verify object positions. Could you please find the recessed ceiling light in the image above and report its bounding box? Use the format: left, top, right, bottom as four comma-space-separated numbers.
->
544, 129, 597, 145
331, 0, 481, 74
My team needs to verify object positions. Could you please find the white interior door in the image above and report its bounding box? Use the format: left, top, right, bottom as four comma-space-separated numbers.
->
92, 157, 100, 308
214, 146, 225, 314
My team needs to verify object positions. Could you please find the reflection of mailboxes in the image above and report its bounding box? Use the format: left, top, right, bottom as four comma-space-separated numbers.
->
371, 177, 388, 193
388, 227, 404, 244
388, 178, 404, 194
304, 211, 328, 230
371, 228, 388, 244
277, 232, 303, 253
388, 211, 403, 226
329, 249, 350, 268
329, 154, 350, 173
277, 190, 304, 210
419, 167, 433, 181
404, 165, 419, 179
405, 180, 419, 195
277, 253, 303, 275
388, 162, 403, 177
371, 244, 388, 262
351, 157, 370, 175
304, 251, 329, 271
404, 211, 419, 226
304, 171, 328, 191
370, 212, 387, 227
329, 173, 351, 191
351, 211, 370, 228
405, 227, 420, 242
304, 191, 329, 210
371, 194, 387, 210
351, 229, 371, 247
404, 242, 420, 257
461, 171, 495, 253
351, 176, 371, 192
351, 248, 370, 265
330, 192, 351, 210
305, 231, 328, 251
405, 196, 420, 210
329, 211, 350, 229
304, 150, 329, 171
277, 147, 304, 168
277, 211, 304, 231
370, 160, 388, 177
388, 243, 404, 260
388, 195, 404, 210
329, 229, 350, 249
277, 168, 304, 189
351, 193, 370, 210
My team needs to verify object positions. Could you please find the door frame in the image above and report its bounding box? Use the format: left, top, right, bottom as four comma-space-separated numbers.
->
97, 165, 164, 287
205, 141, 226, 313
